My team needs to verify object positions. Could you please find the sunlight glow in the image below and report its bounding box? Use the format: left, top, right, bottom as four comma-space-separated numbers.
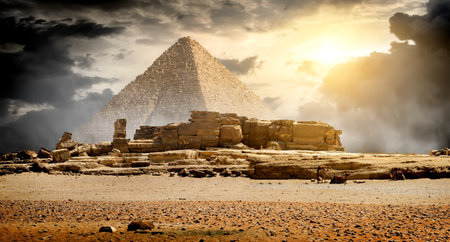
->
310, 42, 348, 64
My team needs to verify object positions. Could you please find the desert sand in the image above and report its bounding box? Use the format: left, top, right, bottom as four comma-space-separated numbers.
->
0, 174, 449, 241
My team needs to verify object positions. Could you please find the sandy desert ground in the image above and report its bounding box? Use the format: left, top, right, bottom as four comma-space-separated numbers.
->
0, 174, 449, 241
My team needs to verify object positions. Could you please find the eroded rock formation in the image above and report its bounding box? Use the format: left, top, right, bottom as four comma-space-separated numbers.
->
132, 111, 344, 152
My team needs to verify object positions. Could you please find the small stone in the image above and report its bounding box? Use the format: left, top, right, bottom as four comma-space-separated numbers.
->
99, 226, 116, 233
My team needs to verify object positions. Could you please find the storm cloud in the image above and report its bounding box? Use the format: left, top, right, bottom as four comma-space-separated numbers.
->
299, 0, 450, 153
0, 16, 121, 153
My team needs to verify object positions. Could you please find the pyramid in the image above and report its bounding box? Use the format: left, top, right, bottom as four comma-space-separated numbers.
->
74, 37, 276, 143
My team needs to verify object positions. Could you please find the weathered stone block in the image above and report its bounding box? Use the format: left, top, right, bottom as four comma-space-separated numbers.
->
219, 116, 241, 125
114, 119, 127, 139
112, 138, 129, 153
56, 132, 77, 150
292, 123, 327, 144
51, 149, 70, 163
178, 135, 202, 149
247, 120, 271, 148
128, 140, 155, 153
195, 121, 220, 136
201, 135, 219, 148
190, 111, 219, 122
160, 124, 179, 145
178, 123, 198, 136
219, 125, 243, 146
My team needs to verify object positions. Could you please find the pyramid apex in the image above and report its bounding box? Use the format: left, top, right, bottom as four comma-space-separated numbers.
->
176, 36, 198, 46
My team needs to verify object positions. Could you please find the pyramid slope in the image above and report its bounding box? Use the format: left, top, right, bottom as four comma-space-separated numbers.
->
74, 37, 276, 143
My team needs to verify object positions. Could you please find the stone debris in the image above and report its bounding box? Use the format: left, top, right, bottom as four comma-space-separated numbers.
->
51, 149, 70, 163
38, 148, 52, 158
431, 148, 449, 156
17, 150, 37, 160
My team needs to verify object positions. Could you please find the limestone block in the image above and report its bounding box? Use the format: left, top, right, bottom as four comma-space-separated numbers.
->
178, 135, 202, 149
195, 121, 220, 136
128, 140, 154, 153
201, 135, 219, 148
91, 142, 113, 156
134, 126, 160, 140
278, 125, 293, 142
292, 123, 327, 144
38, 147, 52, 158
219, 117, 241, 125
160, 124, 179, 145
51, 149, 70, 163
112, 138, 129, 153
178, 123, 198, 136
219, 125, 243, 146
190, 111, 219, 122
247, 120, 271, 148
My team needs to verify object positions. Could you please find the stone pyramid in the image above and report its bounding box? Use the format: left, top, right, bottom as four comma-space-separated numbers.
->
74, 37, 276, 143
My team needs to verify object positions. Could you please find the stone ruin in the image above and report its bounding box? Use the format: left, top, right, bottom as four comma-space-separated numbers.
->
130, 110, 344, 152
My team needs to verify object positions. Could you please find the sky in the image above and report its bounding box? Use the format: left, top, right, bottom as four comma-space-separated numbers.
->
0, 0, 448, 153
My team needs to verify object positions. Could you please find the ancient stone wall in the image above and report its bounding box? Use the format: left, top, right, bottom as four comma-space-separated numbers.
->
131, 111, 344, 152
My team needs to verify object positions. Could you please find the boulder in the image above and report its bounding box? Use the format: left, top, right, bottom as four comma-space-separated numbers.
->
56, 132, 77, 150
38, 147, 52, 158
127, 221, 155, 231
219, 125, 243, 146
51, 149, 70, 163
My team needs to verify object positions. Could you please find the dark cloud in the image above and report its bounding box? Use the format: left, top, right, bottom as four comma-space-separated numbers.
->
0, 16, 121, 153
74, 53, 95, 69
299, 0, 450, 153
219, 56, 262, 75
0, 89, 113, 153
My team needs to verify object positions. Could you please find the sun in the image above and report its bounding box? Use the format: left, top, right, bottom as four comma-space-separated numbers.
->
312, 42, 347, 64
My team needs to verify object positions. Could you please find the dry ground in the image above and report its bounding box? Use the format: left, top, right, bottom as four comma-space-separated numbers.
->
0, 174, 449, 241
